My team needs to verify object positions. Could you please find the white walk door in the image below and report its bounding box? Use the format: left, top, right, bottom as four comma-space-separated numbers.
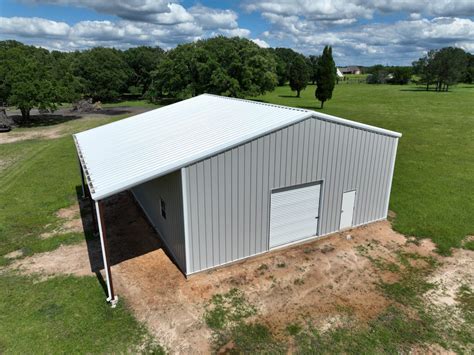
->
269, 184, 320, 249
340, 190, 356, 230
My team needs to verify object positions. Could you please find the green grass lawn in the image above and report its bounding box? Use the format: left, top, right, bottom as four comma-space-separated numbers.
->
255, 83, 474, 254
0, 113, 164, 353
0, 115, 132, 260
0, 274, 162, 354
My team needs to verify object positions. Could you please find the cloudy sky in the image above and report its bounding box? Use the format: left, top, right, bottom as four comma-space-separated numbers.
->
0, 0, 473, 65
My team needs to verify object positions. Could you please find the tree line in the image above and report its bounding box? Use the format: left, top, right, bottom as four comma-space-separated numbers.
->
0, 40, 163, 120
412, 47, 473, 91
363, 47, 473, 88
3, 36, 468, 121
0, 38, 338, 121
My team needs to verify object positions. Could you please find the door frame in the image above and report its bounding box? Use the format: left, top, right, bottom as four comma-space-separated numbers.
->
339, 189, 357, 230
267, 180, 323, 250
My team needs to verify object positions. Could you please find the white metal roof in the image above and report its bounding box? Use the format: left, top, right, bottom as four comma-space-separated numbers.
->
74, 94, 401, 200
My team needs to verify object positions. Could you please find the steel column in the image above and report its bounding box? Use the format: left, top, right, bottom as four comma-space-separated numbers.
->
95, 200, 118, 307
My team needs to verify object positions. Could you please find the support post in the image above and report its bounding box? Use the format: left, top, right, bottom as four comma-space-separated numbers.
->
77, 156, 86, 199
95, 200, 118, 307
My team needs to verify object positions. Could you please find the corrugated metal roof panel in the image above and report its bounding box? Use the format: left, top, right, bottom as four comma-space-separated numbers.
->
74, 94, 401, 200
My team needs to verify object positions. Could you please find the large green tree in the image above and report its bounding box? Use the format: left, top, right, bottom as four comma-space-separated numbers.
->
463, 53, 474, 83
271, 47, 306, 86
433, 47, 467, 91
73, 47, 131, 101
315, 46, 336, 109
413, 47, 469, 91
122, 46, 164, 95
149, 37, 277, 99
289, 56, 309, 97
0, 41, 80, 121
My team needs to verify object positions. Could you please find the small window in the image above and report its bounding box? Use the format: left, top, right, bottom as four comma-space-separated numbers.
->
160, 198, 167, 219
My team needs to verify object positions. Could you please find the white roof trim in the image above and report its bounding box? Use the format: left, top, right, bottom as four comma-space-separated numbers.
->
74, 94, 401, 200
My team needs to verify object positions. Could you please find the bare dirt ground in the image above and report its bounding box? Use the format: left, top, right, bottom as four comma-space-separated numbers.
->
425, 248, 474, 308
5, 192, 473, 353
0, 106, 150, 145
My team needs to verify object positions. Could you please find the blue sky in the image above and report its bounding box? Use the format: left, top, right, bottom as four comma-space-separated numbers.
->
0, 0, 473, 65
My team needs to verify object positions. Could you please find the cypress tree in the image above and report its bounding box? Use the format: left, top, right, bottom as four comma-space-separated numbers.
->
315, 46, 336, 109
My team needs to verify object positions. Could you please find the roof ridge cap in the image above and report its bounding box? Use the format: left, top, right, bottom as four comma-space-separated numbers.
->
201, 93, 311, 113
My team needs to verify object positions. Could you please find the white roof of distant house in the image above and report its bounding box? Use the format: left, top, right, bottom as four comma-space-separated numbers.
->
74, 94, 401, 200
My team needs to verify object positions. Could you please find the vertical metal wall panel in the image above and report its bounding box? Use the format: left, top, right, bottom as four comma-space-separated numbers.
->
184, 117, 399, 274
131, 170, 186, 273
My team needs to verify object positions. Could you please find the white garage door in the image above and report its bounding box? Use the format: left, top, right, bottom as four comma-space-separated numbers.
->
269, 183, 321, 248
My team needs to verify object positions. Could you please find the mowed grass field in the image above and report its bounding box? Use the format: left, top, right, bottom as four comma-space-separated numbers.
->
0, 83, 472, 353
256, 83, 474, 254
0, 115, 165, 353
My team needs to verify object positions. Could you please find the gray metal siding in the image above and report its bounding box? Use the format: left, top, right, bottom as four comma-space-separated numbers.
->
184, 117, 398, 274
131, 170, 186, 273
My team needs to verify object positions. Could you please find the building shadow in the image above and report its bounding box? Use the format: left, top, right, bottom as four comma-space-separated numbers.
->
300, 106, 322, 111
10, 107, 137, 128
11, 114, 82, 127
399, 88, 451, 92
92, 109, 133, 116
75, 188, 163, 274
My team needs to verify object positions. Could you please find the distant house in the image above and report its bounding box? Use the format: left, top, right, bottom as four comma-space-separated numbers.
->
339, 66, 361, 75
336, 68, 344, 78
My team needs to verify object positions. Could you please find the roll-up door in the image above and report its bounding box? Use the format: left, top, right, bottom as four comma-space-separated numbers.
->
269, 183, 320, 248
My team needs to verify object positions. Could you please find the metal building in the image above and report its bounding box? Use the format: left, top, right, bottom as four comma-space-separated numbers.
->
74, 94, 401, 304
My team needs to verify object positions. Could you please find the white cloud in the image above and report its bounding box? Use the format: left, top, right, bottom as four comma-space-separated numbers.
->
21, 0, 174, 23
372, 0, 474, 17
244, 0, 474, 21
261, 16, 474, 65
189, 5, 238, 30
0, 14, 254, 51
4, 0, 474, 65
218, 28, 251, 38
22, 0, 239, 27
244, 0, 373, 23
0, 17, 70, 37
10, 1, 251, 50
252, 38, 270, 48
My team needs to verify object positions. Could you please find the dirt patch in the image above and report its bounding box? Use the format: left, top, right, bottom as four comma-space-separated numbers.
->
8, 244, 94, 277
0, 126, 64, 144
40, 204, 87, 239
425, 248, 474, 307
7, 190, 442, 353
11, 192, 468, 353
4, 249, 23, 260
0, 106, 151, 145
410, 343, 457, 355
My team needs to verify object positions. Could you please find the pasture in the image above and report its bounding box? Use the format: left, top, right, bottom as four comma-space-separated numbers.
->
0, 83, 472, 353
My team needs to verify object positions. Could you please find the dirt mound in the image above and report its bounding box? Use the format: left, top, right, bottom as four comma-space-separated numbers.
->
71, 99, 102, 112
0, 108, 13, 127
